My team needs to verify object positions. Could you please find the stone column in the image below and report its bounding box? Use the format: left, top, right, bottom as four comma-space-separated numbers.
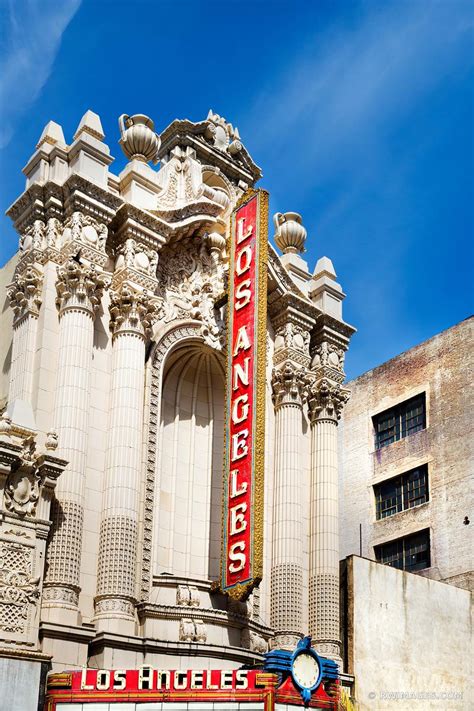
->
43, 258, 109, 620
94, 284, 158, 632
7, 266, 43, 404
307, 377, 349, 662
270, 362, 308, 649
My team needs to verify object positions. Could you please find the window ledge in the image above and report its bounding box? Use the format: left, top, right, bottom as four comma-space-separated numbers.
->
374, 499, 430, 524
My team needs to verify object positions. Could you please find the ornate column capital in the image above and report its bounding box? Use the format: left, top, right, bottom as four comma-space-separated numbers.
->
109, 284, 161, 340
7, 266, 43, 325
271, 362, 309, 409
0, 434, 66, 519
55, 258, 110, 317
307, 377, 350, 424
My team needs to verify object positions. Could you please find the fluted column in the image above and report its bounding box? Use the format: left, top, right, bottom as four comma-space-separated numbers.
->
94, 284, 159, 632
270, 362, 308, 649
307, 377, 349, 662
43, 258, 109, 620
7, 265, 43, 404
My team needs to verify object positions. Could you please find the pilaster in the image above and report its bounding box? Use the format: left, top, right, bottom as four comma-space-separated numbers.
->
307, 376, 350, 662
42, 259, 109, 623
270, 362, 309, 649
0, 427, 66, 653
94, 283, 160, 633
7, 266, 43, 407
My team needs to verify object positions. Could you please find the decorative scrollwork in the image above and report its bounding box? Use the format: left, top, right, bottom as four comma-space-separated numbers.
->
8, 266, 42, 323
307, 378, 350, 424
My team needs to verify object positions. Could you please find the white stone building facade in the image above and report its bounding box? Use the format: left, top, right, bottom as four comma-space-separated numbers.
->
0, 109, 355, 702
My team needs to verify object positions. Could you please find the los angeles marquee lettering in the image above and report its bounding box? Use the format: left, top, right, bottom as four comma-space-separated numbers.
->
79, 668, 250, 692
221, 190, 268, 599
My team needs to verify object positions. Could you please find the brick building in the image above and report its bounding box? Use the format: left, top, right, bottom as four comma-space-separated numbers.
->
339, 317, 473, 592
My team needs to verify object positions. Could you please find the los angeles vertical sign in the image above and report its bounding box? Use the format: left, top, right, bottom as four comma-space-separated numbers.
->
220, 188, 268, 600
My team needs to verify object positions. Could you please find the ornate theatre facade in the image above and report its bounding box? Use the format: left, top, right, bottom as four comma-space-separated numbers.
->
0, 109, 355, 680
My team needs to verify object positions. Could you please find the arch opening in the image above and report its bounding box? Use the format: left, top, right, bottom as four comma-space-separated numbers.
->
156, 342, 225, 581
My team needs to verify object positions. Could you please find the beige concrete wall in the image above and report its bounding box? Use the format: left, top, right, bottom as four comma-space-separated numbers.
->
339, 318, 473, 591
344, 555, 472, 711
0, 253, 17, 410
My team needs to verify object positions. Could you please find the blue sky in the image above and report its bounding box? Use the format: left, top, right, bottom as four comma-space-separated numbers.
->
0, 0, 472, 379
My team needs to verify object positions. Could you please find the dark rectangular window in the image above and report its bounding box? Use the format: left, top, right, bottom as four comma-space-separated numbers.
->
375, 529, 431, 572
373, 394, 426, 450
374, 465, 429, 520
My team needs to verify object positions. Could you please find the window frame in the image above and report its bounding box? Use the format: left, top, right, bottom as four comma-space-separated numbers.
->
374, 464, 429, 520
374, 528, 431, 572
373, 393, 426, 450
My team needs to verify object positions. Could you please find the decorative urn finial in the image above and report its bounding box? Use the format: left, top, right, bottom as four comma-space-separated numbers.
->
273, 212, 307, 254
118, 114, 161, 164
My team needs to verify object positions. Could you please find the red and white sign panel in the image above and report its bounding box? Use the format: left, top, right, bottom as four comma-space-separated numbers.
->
221, 189, 268, 600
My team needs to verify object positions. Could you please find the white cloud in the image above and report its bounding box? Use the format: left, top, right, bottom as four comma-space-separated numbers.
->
0, 0, 81, 149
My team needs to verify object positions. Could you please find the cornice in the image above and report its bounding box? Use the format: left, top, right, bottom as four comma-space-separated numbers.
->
89, 631, 268, 664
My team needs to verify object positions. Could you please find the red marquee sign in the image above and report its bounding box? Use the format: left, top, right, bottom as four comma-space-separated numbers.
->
45, 668, 339, 710
220, 188, 268, 600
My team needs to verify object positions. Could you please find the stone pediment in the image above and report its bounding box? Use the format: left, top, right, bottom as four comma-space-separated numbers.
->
157, 115, 262, 188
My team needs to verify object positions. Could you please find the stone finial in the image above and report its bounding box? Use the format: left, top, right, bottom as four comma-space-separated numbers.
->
205, 110, 241, 154
310, 255, 345, 319
36, 121, 66, 149
273, 212, 307, 255
119, 114, 161, 164
313, 256, 336, 279
74, 110, 105, 141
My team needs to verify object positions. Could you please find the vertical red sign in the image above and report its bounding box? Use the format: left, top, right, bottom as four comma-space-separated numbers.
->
221, 189, 268, 600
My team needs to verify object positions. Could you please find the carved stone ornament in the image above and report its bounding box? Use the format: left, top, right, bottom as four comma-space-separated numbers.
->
0, 540, 40, 634
176, 584, 200, 607
274, 321, 310, 355
109, 284, 161, 339
119, 113, 161, 164
8, 266, 43, 322
179, 617, 207, 643
114, 238, 159, 279
156, 239, 225, 349
18, 220, 45, 253
273, 212, 307, 255
94, 596, 135, 617
311, 340, 346, 374
4, 437, 42, 517
271, 362, 309, 409
307, 378, 350, 424
241, 628, 268, 654
45, 217, 61, 250
205, 110, 242, 155
61, 211, 108, 253
55, 258, 110, 315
